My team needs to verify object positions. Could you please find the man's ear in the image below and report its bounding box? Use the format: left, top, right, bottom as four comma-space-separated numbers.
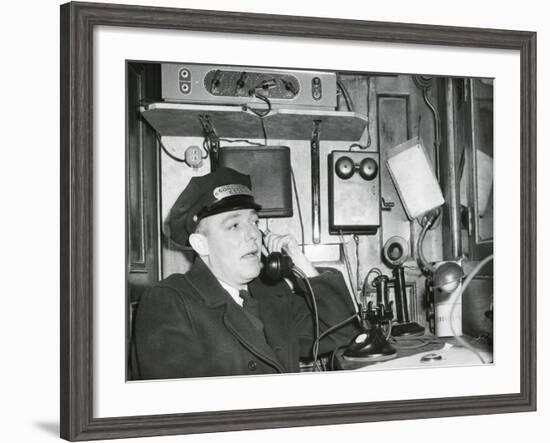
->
189, 232, 209, 256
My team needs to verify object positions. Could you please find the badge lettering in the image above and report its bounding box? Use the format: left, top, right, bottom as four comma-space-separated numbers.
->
213, 184, 252, 200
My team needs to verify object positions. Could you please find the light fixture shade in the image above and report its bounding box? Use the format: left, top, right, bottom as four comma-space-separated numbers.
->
434, 261, 465, 293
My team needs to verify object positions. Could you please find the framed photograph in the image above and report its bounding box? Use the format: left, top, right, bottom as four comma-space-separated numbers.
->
60, 1, 536, 440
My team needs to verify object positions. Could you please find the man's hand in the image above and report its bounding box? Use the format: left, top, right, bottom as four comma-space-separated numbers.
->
262, 231, 319, 278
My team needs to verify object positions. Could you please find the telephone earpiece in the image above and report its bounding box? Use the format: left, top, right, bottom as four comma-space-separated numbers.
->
262, 251, 294, 282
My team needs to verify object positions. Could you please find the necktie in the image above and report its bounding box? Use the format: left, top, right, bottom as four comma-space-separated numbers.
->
239, 289, 264, 331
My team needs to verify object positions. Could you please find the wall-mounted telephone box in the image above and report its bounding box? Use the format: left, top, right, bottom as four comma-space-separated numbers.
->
328, 151, 381, 235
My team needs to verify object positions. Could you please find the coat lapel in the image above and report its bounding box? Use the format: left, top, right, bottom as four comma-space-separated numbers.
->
249, 278, 290, 357
185, 258, 285, 373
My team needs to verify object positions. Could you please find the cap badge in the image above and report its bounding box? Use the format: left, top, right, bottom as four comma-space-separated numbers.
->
212, 184, 252, 200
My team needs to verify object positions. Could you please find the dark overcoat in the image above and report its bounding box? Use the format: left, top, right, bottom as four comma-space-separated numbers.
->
133, 257, 358, 380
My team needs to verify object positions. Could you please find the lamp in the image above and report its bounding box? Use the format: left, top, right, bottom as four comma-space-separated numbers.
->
417, 209, 490, 339
433, 261, 464, 293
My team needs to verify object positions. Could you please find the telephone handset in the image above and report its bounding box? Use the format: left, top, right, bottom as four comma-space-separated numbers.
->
262, 251, 294, 282
262, 250, 324, 371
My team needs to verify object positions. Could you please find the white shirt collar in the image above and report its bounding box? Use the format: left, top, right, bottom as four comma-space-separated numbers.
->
218, 279, 245, 307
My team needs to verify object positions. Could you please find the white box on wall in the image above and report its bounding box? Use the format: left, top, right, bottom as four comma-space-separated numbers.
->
386, 137, 445, 219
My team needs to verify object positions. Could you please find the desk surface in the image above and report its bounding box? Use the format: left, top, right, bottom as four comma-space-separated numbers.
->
336, 335, 493, 372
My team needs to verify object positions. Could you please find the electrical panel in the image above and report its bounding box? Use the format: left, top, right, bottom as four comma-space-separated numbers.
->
328, 151, 381, 235
161, 63, 337, 110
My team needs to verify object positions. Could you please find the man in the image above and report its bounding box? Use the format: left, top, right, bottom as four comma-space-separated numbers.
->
133, 167, 358, 380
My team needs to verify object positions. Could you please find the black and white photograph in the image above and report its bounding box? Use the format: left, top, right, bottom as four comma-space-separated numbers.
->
1, 0, 546, 439
51, 1, 539, 442
126, 61, 495, 381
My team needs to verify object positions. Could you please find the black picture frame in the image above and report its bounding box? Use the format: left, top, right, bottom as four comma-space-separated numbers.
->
60, 1, 537, 440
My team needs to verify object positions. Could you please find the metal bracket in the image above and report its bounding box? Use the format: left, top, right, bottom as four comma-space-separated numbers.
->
311, 120, 322, 244
461, 204, 473, 237
199, 114, 219, 170
381, 197, 395, 211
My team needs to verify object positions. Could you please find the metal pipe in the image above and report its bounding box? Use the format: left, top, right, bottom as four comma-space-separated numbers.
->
413, 75, 441, 182
393, 266, 409, 323
311, 120, 321, 244
445, 79, 462, 259
422, 87, 441, 181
